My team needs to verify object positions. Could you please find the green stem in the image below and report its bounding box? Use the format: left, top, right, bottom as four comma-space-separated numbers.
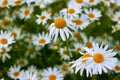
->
113, 74, 120, 80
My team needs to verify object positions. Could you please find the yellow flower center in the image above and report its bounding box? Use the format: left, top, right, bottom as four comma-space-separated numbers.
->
75, 0, 83, 3
49, 74, 56, 80
90, 0, 94, 2
11, 32, 17, 38
93, 53, 104, 63
82, 53, 91, 63
76, 48, 81, 52
74, 33, 80, 39
2, 0, 8, 6
24, 9, 30, 16
19, 60, 25, 66
2, 19, 9, 26
55, 18, 66, 29
62, 65, 68, 71
75, 19, 83, 25
63, 50, 68, 55
116, 44, 120, 50
40, 15, 46, 20
115, 65, 120, 71
13, 71, 19, 77
29, 47, 34, 52
86, 42, 92, 48
39, 39, 46, 44
118, 16, 120, 21
14, 0, 21, 5
88, 13, 95, 18
0, 38, 8, 44
68, 8, 75, 14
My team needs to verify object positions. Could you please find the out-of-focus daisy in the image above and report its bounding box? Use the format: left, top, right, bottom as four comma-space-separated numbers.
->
111, 23, 120, 33
19, 6, 33, 19
49, 14, 74, 41
32, 32, 50, 47
27, 65, 38, 75
24, 0, 35, 6
114, 41, 120, 55
18, 70, 38, 80
24, 33, 34, 43
106, 8, 115, 20
16, 58, 28, 67
36, 11, 51, 25
73, 43, 85, 53
70, 53, 93, 77
8, 27, 25, 40
8, 65, 21, 80
114, 60, 120, 73
25, 43, 41, 58
9, 0, 25, 6
0, 31, 15, 48
37, 70, 44, 80
49, 41, 61, 50
84, 43, 117, 75
42, 67, 64, 80
0, 0, 9, 7
112, 11, 120, 23
102, 0, 115, 7
73, 14, 90, 30
84, 8, 102, 21
87, 0, 100, 6
60, 3, 81, 19
69, 0, 87, 8
0, 16, 11, 28
59, 47, 71, 60
0, 47, 11, 62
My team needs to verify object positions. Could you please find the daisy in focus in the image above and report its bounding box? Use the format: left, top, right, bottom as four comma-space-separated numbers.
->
8, 65, 21, 80
84, 42, 117, 75
49, 14, 74, 41
42, 67, 64, 80
0, 30, 15, 48
36, 11, 51, 25
84, 8, 102, 21
32, 32, 50, 47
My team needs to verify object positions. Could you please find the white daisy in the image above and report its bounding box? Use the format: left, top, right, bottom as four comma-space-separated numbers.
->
73, 43, 85, 53
0, 46, 11, 62
9, 0, 25, 6
24, 0, 35, 6
73, 14, 90, 30
84, 42, 118, 75
70, 53, 93, 77
60, 3, 81, 19
8, 65, 21, 80
0, 0, 9, 7
87, 0, 100, 6
42, 67, 64, 80
102, 0, 115, 7
49, 14, 74, 41
16, 58, 28, 67
114, 60, 120, 73
19, 6, 33, 19
0, 30, 15, 48
18, 70, 38, 80
111, 23, 120, 33
36, 11, 51, 25
27, 65, 38, 75
84, 8, 102, 21
112, 11, 120, 23
32, 32, 50, 47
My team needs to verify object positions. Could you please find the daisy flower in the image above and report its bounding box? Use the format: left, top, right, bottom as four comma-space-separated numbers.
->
114, 41, 120, 55
0, 16, 11, 28
18, 70, 38, 80
114, 60, 120, 73
42, 67, 64, 80
8, 65, 21, 80
102, 0, 115, 7
9, 0, 25, 6
73, 43, 85, 53
32, 32, 50, 47
49, 14, 74, 41
16, 58, 28, 67
84, 42, 118, 75
73, 14, 90, 30
49, 41, 61, 50
112, 11, 120, 23
36, 11, 51, 25
27, 65, 38, 75
60, 3, 81, 19
0, 30, 15, 48
111, 23, 120, 33
0, 46, 11, 62
69, 0, 87, 8
59, 47, 71, 60
84, 8, 102, 21
19, 6, 33, 20
0, 0, 9, 7
24, 0, 35, 6
70, 53, 93, 77
37, 70, 44, 80
87, 0, 100, 6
